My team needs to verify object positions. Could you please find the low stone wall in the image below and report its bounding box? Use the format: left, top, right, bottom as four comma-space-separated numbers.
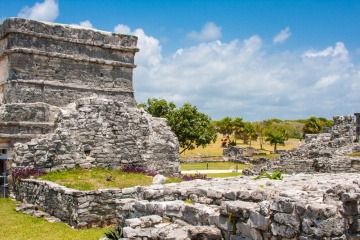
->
13, 97, 180, 175
16, 173, 360, 239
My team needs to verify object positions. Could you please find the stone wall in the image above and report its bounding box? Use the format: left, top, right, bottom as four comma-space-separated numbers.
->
0, 18, 139, 146
0, 18, 138, 107
16, 173, 360, 239
12, 97, 180, 174
244, 115, 360, 176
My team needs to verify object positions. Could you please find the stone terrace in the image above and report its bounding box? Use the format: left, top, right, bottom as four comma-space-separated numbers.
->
16, 173, 360, 239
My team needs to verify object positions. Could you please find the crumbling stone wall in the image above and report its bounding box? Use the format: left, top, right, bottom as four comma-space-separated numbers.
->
244, 115, 360, 175
16, 173, 360, 239
223, 146, 268, 165
13, 97, 180, 174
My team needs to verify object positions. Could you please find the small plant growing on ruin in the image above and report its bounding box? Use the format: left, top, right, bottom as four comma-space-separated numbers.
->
184, 199, 193, 204
258, 185, 265, 188
227, 212, 237, 233
105, 175, 115, 182
253, 170, 283, 180
104, 227, 123, 240
11, 167, 45, 185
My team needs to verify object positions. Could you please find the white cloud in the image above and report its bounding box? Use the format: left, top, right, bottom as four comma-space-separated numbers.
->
186, 22, 221, 41
17, 0, 59, 22
273, 27, 291, 44
70, 20, 93, 29
112, 24, 359, 121
303, 42, 349, 61
114, 24, 162, 69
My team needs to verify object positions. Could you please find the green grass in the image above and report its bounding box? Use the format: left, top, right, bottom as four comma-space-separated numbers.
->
0, 198, 110, 240
180, 134, 301, 159
38, 168, 153, 191
348, 152, 360, 157
250, 153, 279, 159
180, 162, 250, 171
206, 172, 242, 178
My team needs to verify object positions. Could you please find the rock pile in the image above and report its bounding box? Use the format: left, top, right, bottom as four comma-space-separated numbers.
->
13, 97, 180, 174
244, 115, 360, 176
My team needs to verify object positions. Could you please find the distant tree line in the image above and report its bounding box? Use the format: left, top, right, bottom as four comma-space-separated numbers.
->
139, 98, 333, 153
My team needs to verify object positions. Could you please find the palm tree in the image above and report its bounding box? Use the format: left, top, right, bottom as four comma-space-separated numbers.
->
265, 132, 286, 152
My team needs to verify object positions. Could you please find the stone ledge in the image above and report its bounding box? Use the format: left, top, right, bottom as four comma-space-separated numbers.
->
0, 18, 139, 52
6, 80, 134, 93
1, 48, 137, 68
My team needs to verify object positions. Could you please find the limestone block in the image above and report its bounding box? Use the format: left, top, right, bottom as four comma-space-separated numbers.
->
249, 211, 270, 230
271, 222, 298, 238
187, 226, 222, 240
302, 217, 344, 237
221, 200, 260, 218
270, 198, 295, 214
305, 203, 337, 219
274, 213, 299, 227
236, 222, 262, 240
153, 174, 167, 185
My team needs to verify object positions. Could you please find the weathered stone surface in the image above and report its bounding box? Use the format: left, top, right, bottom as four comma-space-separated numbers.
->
0, 18, 140, 147
13, 97, 180, 174
153, 174, 167, 185
15, 173, 360, 238
244, 115, 360, 176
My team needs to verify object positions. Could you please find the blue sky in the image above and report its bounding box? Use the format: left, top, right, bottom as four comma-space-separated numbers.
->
1, 0, 360, 121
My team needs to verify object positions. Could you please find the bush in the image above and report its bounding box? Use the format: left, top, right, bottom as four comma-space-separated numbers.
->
121, 165, 156, 177
11, 167, 45, 184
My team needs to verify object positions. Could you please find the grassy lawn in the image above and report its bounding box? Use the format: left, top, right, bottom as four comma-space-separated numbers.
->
0, 198, 111, 240
38, 168, 153, 191
180, 134, 300, 159
180, 162, 250, 171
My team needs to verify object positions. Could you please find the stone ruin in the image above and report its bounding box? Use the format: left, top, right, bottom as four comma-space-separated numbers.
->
243, 115, 360, 176
4, 18, 360, 240
0, 18, 180, 174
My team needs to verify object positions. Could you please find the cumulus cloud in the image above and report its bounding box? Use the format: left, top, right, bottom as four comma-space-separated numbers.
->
303, 42, 349, 61
114, 24, 162, 69
17, 0, 59, 22
186, 22, 221, 41
113, 24, 359, 121
273, 27, 291, 44
71, 20, 93, 29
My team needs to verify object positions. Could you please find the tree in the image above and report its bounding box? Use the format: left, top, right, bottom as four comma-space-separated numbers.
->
237, 122, 257, 146
265, 132, 286, 152
167, 103, 217, 154
254, 122, 266, 149
138, 98, 176, 118
303, 116, 323, 135
216, 117, 233, 136
232, 117, 245, 143
140, 98, 217, 154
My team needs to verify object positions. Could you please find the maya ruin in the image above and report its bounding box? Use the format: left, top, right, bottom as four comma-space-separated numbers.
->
2, 18, 360, 240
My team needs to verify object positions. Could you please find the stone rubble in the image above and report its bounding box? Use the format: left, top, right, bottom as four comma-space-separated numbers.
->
15, 173, 360, 239
12, 97, 180, 175
244, 115, 360, 176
